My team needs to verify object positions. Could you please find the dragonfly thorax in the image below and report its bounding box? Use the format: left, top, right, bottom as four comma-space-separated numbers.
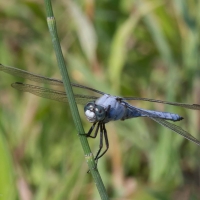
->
84, 102, 106, 123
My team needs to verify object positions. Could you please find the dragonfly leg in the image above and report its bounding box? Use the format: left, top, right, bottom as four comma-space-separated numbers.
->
96, 123, 109, 160
86, 122, 97, 135
79, 122, 98, 137
94, 124, 104, 162
86, 123, 108, 171
86, 123, 100, 138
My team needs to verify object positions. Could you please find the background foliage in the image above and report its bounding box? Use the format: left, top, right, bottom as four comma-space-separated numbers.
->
0, 0, 200, 199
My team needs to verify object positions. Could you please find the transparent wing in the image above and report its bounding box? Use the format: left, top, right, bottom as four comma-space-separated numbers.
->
11, 82, 98, 105
125, 103, 200, 146
1, 64, 199, 108
151, 117, 200, 146
0, 63, 104, 95
123, 96, 200, 110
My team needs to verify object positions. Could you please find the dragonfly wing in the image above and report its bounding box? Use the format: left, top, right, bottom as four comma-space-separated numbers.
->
0, 63, 63, 86
123, 96, 200, 110
151, 117, 200, 146
0, 64, 104, 95
11, 82, 98, 105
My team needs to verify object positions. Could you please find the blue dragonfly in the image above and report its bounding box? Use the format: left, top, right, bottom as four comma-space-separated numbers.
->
1, 63, 200, 162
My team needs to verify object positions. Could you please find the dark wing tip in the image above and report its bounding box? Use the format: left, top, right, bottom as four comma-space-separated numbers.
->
14, 82, 23, 84
11, 82, 24, 88
11, 82, 23, 86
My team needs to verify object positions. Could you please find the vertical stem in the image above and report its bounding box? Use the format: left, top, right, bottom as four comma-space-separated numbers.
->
44, 0, 109, 199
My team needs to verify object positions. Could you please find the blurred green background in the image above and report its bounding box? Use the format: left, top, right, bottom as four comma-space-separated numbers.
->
0, 0, 200, 199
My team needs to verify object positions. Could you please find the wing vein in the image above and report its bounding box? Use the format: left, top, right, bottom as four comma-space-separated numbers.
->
123, 97, 200, 110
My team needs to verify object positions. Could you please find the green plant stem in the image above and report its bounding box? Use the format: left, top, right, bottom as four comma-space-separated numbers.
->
44, 0, 109, 199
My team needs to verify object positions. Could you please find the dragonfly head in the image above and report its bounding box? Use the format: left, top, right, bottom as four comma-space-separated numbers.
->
84, 102, 106, 123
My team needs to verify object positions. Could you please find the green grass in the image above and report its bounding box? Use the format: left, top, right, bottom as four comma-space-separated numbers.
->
0, 0, 200, 199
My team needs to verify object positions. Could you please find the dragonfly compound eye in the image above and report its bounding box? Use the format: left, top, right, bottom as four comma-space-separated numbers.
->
84, 102, 97, 122
95, 105, 106, 121
84, 102, 95, 111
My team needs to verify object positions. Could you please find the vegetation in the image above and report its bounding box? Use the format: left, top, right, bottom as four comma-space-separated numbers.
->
0, 0, 200, 199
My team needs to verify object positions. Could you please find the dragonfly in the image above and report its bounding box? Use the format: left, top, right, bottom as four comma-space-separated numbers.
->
1, 63, 200, 163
